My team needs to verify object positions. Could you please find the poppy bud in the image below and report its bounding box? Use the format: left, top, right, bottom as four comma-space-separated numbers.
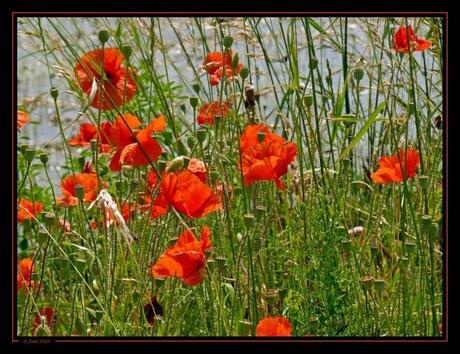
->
359, 275, 373, 292
223, 36, 234, 48
196, 128, 206, 143
257, 131, 266, 143
309, 57, 318, 70
166, 156, 185, 173
44, 212, 56, 228
232, 52, 240, 72
24, 148, 36, 163
243, 213, 255, 228
190, 96, 199, 109
354, 68, 364, 82
75, 184, 85, 201
240, 67, 250, 80
373, 278, 385, 293
121, 45, 133, 60
78, 157, 86, 172
37, 230, 48, 246
50, 87, 59, 99
98, 30, 110, 44
39, 152, 49, 165
192, 83, 201, 94
404, 241, 416, 255
304, 95, 314, 107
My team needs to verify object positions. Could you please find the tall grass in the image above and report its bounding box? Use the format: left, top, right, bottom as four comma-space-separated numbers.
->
16, 16, 443, 336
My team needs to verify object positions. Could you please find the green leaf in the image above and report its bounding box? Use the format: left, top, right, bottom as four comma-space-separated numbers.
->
336, 101, 386, 163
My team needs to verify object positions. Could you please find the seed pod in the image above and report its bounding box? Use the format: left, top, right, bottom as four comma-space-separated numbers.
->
39, 152, 49, 165
121, 45, 132, 59
98, 30, 110, 44
50, 87, 59, 99
196, 128, 206, 143
44, 213, 56, 228
24, 148, 36, 163
190, 96, 199, 109
75, 185, 85, 201
243, 213, 255, 228
36, 230, 48, 246
192, 83, 201, 94
257, 131, 266, 143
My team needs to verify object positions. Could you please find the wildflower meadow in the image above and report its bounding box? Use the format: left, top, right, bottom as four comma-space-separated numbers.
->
16, 17, 444, 337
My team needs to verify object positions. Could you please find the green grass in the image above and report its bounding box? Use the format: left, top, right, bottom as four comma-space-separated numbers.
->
16, 17, 443, 337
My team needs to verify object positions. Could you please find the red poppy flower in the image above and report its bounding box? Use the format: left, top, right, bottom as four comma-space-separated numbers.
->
393, 26, 431, 53
151, 170, 222, 219
186, 158, 207, 182
17, 258, 37, 293
69, 121, 113, 153
255, 317, 293, 336
56, 172, 99, 206
32, 307, 56, 335
17, 111, 29, 131
18, 198, 44, 222
75, 48, 137, 111
109, 114, 165, 171
203, 50, 244, 86
371, 149, 420, 184
239, 124, 285, 153
152, 226, 212, 286
239, 124, 297, 190
143, 296, 163, 326
197, 101, 229, 125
